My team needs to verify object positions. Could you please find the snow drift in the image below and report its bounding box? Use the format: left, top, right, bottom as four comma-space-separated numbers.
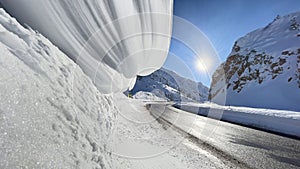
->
210, 12, 300, 111
0, 0, 173, 93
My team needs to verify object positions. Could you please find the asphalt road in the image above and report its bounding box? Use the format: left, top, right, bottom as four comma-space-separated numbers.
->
148, 104, 300, 169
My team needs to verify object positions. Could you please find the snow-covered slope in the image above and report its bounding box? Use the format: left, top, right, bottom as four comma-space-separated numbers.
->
210, 12, 300, 111
130, 68, 209, 102
0, 0, 173, 93
0, 8, 119, 168
133, 91, 166, 101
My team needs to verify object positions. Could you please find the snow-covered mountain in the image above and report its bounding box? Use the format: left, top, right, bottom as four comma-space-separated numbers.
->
209, 11, 300, 111
130, 68, 209, 102
0, 0, 173, 94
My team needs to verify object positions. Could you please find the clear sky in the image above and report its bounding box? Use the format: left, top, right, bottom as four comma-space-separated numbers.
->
163, 0, 300, 87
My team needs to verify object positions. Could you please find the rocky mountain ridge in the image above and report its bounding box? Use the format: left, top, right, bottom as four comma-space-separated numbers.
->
209, 11, 300, 111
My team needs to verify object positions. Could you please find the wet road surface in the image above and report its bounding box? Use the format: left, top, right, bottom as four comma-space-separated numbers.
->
149, 104, 300, 169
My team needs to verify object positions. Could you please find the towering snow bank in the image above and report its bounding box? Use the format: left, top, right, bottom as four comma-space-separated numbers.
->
1, 0, 173, 93
0, 9, 118, 168
210, 12, 300, 111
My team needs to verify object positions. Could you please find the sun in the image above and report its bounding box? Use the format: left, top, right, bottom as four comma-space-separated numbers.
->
196, 59, 207, 73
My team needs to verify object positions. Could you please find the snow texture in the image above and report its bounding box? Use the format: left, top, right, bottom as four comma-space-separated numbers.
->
210, 12, 300, 111
0, 0, 173, 94
0, 8, 118, 168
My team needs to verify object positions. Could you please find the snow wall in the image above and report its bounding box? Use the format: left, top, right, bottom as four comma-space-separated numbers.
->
1, 0, 173, 94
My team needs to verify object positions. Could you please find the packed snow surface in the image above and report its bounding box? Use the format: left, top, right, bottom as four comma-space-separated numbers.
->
210, 11, 300, 111
1, 0, 173, 93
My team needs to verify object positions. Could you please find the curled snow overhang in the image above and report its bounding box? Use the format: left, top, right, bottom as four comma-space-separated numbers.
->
1, 0, 173, 93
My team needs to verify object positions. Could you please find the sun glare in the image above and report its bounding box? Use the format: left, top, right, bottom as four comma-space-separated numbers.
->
196, 59, 207, 73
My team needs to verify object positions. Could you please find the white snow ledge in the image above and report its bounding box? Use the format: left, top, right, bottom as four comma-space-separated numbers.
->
1, 0, 173, 94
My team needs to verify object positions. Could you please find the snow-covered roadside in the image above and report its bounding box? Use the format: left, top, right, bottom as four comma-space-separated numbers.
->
0, 9, 118, 168
184, 102, 300, 120
109, 94, 240, 169
176, 102, 300, 138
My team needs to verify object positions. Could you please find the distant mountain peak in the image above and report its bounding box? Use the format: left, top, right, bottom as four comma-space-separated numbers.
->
210, 11, 300, 111
129, 68, 209, 102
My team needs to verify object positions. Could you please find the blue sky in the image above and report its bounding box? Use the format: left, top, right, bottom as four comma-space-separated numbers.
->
163, 0, 300, 87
